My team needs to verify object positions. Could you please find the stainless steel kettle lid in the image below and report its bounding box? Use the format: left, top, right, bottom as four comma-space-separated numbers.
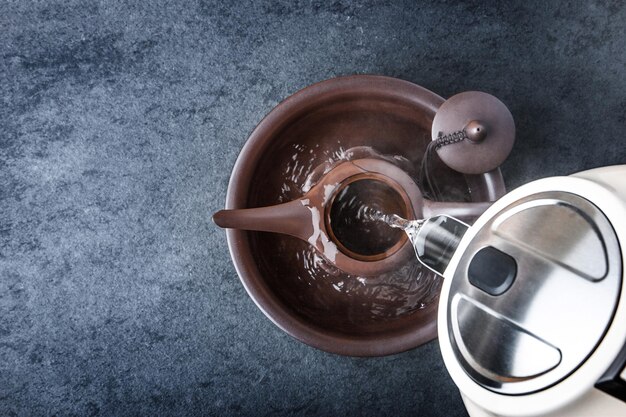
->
444, 190, 622, 395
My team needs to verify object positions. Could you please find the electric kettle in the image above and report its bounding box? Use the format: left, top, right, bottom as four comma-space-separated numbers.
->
413, 165, 626, 417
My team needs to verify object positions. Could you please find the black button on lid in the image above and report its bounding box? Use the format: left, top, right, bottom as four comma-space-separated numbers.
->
468, 246, 517, 296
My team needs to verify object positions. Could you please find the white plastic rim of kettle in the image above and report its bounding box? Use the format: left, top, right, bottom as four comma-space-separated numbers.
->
437, 165, 626, 417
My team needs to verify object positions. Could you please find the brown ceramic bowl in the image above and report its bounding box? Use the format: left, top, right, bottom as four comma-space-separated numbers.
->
223, 75, 504, 356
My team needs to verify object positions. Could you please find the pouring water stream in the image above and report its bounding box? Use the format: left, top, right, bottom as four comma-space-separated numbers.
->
365, 208, 469, 277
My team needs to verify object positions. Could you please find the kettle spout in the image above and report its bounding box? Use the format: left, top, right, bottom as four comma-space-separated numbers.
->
407, 215, 470, 277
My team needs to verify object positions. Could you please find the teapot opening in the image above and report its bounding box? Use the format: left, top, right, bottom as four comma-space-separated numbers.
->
326, 174, 411, 261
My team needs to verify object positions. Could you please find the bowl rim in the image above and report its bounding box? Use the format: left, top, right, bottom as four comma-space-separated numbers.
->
222, 75, 496, 356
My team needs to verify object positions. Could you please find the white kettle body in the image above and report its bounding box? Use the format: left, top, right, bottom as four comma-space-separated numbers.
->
437, 165, 626, 417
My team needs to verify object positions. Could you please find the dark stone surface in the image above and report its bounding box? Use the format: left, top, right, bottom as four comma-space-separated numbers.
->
1, 1, 624, 416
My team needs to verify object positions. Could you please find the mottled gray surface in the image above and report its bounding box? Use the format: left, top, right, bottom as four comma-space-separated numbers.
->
1, 1, 625, 416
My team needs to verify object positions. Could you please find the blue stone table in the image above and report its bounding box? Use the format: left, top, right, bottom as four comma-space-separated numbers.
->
1, 1, 624, 416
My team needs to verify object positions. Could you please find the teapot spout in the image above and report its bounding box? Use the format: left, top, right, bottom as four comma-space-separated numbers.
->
213, 199, 314, 242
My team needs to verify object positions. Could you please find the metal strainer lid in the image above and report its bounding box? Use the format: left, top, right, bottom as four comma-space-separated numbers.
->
446, 191, 622, 395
